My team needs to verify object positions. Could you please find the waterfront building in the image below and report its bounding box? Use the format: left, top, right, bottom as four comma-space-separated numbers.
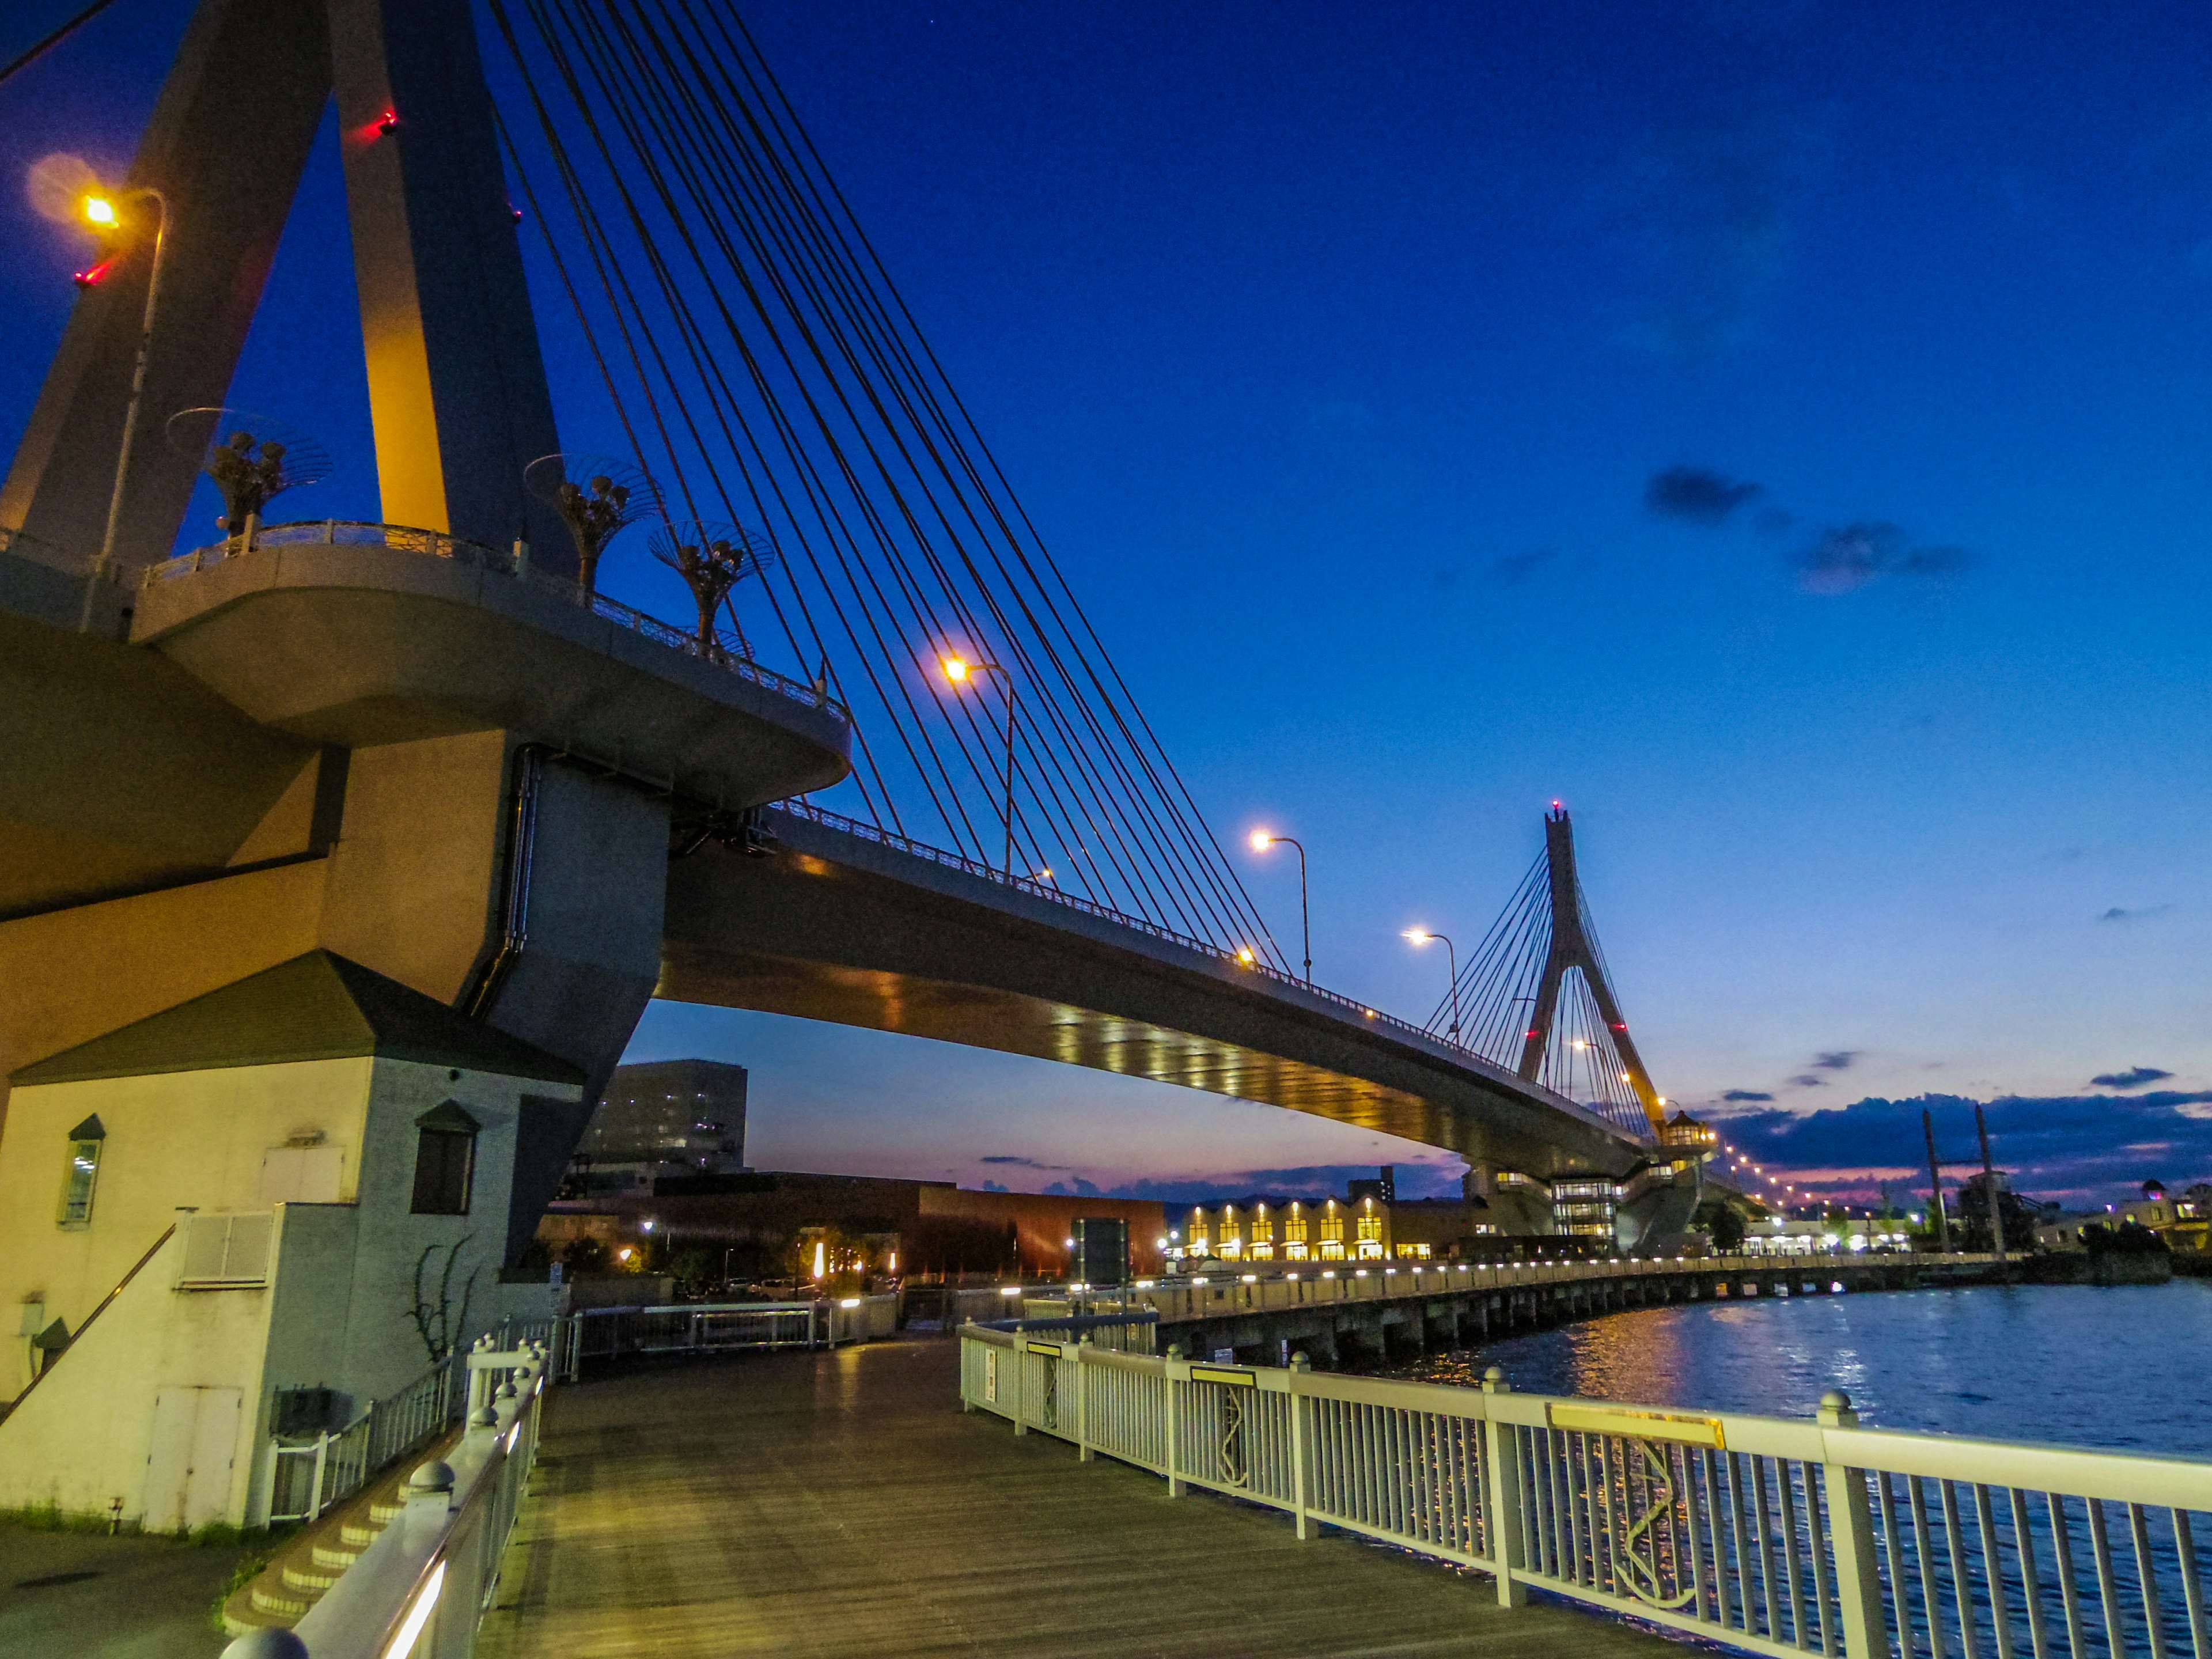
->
1740, 1215, 1914, 1255
2038, 1179, 2210, 1253
1551, 1177, 1624, 1242
566, 1058, 748, 1194
0, 953, 577, 1528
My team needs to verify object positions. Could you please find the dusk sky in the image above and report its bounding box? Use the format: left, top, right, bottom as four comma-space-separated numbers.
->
9, 1, 2212, 1208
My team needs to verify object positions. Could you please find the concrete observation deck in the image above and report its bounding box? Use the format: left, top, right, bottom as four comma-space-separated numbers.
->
478, 1337, 1684, 1659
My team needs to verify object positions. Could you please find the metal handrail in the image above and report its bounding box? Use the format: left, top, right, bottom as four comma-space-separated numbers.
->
141, 520, 847, 722
766, 798, 1655, 1143
961, 1324, 2212, 1659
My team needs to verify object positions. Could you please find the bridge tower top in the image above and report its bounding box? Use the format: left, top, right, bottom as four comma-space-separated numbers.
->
1513, 807, 1667, 1137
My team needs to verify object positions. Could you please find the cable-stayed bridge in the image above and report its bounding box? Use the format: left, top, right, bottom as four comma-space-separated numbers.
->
0, 0, 1709, 1214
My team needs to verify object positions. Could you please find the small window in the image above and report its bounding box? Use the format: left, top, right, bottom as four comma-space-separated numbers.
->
58, 1114, 105, 1229
411, 1101, 480, 1215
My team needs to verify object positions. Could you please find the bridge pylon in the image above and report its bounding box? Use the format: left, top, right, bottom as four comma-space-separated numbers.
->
1514, 808, 1668, 1137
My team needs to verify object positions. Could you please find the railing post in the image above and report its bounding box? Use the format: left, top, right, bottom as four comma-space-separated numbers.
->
1165, 1349, 1184, 1495
308, 1430, 331, 1522
1013, 1336, 1028, 1436
1479, 1367, 1528, 1605
1289, 1353, 1315, 1540
1073, 1341, 1092, 1461
1819, 1389, 1891, 1659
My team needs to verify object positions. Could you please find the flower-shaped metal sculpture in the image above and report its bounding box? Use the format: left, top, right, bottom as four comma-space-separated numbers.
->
524, 453, 659, 598
649, 521, 776, 657
165, 407, 331, 539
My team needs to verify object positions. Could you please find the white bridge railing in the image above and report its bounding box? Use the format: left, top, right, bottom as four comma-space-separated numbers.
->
280, 1346, 549, 1659
959, 1326, 2212, 1659
556, 1296, 897, 1376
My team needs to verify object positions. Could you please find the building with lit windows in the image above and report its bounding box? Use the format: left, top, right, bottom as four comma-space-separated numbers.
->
1551, 1178, 1624, 1241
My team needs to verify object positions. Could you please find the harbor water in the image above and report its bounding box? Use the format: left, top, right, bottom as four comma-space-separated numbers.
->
1402, 1279, 2212, 1454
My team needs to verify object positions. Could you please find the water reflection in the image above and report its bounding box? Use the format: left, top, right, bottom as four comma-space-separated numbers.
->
1400, 1281, 2212, 1454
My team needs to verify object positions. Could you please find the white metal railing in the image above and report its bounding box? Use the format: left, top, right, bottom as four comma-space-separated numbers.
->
957, 1326, 2212, 1659
266, 1358, 456, 1524
766, 798, 1657, 1145
1132, 1252, 1995, 1328
286, 1345, 549, 1659
556, 1296, 896, 1375
141, 519, 845, 722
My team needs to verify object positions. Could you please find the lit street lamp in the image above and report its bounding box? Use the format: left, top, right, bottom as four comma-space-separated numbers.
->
1402, 928, 1460, 1046
1249, 830, 1311, 982
942, 654, 1017, 877
75, 185, 172, 632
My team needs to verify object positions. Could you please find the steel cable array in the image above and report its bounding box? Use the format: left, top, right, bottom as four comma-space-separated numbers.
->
1422, 851, 1652, 1137
480, 0, 1285, 965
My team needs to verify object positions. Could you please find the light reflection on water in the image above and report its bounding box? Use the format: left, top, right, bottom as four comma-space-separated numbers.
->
1400, 1281, 2212, 1455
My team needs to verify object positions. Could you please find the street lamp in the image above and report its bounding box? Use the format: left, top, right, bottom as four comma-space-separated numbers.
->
1402, 928, 1460, 1045
75, 185, 172, 632
1249, 830, 1311, 982
942, 654, 1017, 877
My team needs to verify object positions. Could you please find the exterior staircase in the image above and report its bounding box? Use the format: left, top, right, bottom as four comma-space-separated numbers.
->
222, 1429, 458, 1636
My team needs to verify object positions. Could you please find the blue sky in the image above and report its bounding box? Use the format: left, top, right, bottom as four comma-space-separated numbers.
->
8, 0, 2212, 1207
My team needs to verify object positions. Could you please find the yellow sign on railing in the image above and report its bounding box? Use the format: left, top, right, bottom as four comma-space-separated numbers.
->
1546, 1402, 1726, 1449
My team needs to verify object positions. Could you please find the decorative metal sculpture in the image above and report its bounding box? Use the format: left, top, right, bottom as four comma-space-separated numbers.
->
165, 407, 331, 543
1616, 1437, 1698, 1608
524, 453, 659, 599
649, 520, 776, 658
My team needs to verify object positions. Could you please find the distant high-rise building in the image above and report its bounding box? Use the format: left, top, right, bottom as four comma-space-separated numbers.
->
570, 1059, 747, 1192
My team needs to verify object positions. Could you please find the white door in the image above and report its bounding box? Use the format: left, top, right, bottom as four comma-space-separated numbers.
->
141, 1387, 244, 1533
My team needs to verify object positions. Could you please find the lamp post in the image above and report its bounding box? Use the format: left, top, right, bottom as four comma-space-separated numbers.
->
77, 186, 172, 633
1249, 830, 1311, 982
942, 654, 1017, 877
1402, 929, 1460, 1045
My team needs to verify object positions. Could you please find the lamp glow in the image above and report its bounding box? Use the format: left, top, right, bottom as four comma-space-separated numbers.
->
84, 195, 116, 226
1250, 830, 1272, 850
942, 655, 970, 681
380, 1561, 445, 1659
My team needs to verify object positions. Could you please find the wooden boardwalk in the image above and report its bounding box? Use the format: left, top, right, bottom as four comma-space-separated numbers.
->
478, 1338, 1688, 1658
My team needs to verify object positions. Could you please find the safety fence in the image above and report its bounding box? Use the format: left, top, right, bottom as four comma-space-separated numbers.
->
142, 519, 843, 719
286, 1345, 548, 1659
266, 1360, 455, 1525
554, 1296, 898, 1378
958, 1325, 2212, 1659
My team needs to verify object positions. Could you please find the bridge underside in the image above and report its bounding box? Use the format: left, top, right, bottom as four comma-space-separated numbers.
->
660, 816, 1649, 1181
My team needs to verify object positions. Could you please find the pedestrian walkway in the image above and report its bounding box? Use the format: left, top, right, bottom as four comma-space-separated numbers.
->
478, 1338, 1687, 1658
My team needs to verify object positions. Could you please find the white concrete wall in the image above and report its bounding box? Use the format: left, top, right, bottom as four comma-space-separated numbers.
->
0, 1053, 578, 1533
0, 1226, 276, 1528
0, 1057, 375, 1397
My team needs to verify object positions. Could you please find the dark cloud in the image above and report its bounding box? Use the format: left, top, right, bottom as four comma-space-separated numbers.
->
1493, 546, 1560, 585
2092, 1067, 2174, 1090
2099, 904, 2173, 923
1812, 1051, 1858, 1071
1712, 1092, 2212, 1208
1790, 1074, 1827, 1088
1799, 521, 1975, 595
1043, 1176, 1104, 1197
979, 1154, 1069, 1171
1646, 465, 1764, 525
1752, 505, 1798, 536
1722, 1089, 1775, 1103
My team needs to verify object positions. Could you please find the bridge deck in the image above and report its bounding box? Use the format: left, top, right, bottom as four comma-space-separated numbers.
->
479, 1338, 1684, 1658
